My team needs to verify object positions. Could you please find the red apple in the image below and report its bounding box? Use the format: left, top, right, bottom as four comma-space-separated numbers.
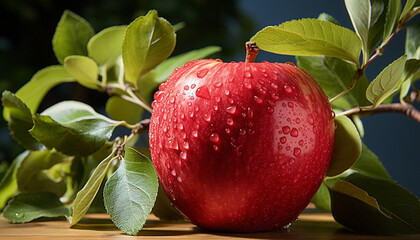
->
149, 43, 335, 232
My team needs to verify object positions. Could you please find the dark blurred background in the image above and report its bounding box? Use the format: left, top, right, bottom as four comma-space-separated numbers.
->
0, 0, 419, 196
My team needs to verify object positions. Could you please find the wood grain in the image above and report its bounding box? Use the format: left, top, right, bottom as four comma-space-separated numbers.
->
0, 212, 418, 239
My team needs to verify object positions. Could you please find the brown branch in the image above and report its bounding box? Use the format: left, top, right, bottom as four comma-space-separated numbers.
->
339, 103, 420, 123
132, 118, 151, 135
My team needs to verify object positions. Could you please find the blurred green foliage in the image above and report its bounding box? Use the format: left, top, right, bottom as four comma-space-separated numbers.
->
0, 0, 254, 163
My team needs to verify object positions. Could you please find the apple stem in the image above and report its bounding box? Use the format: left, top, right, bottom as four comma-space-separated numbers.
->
245, 41, 259, 63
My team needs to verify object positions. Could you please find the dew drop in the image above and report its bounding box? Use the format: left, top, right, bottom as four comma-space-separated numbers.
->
271, 93, 279, 100
247, 108, 254, 118
180, 151, 187, 160
244, 71, 252, 78
191, 84, 196, 89
188, 111, 194, 118
196, 86, 211, 99
182, 141, 189, 149
287, 102, 294, 108
271, 82, 279, 89
177, 176, 182, 182
181, 132, 187, 139
224, 90, 230, 96
244, 81, 252, 89
171, 169, 177, 176
266, 107, 274, 113
296, 117, 301, 124
298, 140, 304, 146
225, 128, 231, 134
210, 133, 220, 143
214, 105, 219, 111
178, 123, 184, 130
213, 145, 219, 151
184, 85, 189, 90
197, 68, 209, 78
227, 118, 234, 126
194, 106, 200, 112
204, 114, 211, 122
167, 138, 179, 150
280, 136, 287, 144
180, 113, 185, 119
192, 131, 198, 138
286, 146, 291, 151
331, 111, 336, 118
282, 126, 290, 134
307, 114, 314, 125
226, 106, 237, 115
290, 128, 299, 137
284, 85, 292, 93
253, 96, 263, 104
239, 129, 246, 135
214, 81, 223, 88
215, 96, 221, 103
293, 148, 301, 157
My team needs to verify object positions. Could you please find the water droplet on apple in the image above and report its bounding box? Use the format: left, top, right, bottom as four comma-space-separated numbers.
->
15, 212, 24, 218
184, 85, 189, 90
298, 140, 304, 146
203, 114, 211, 122
154, 91, 164, 101
293, 148, 301, 157
167, 138, 179, 150
287, 102, 294, 108
178, 123, 184, 130
191, 84, 196, 89
331, 111, 336, 118
239, 129, 246, 135
253, 96, 263, 104
196, 86, 211, 99
175, 159, 182, 167
226, 106, 237, 115
296, 117, 301, 124
180, 151, 187, 160
271, 82, 279, 89
182, 141, 189, 149
181, 132, 187, 139
210, 133, 220, 143
284, 85, 292, 93
266, 107, 274, 113
225, 128, 231, 134
227, 118, 234, 126
280, 136, 287, 144
192, 131, 198, 138
282, 126, 290, 134
188, 111, 194, 118
307, 114, 314, 125
244, 81, 252, 89
214, 81, 223, 88
290, 128, 298, 137
247, 108, 254, 118
271, 93, 279, 100
180, 113, 185, 119
244, 71, 252, 78
177, 176, 182, 182
213, 145, 219, 151
197, 68, 209, 78
224, 90, 230, 96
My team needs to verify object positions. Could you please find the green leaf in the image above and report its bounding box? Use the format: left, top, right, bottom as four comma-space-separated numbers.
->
327, 116, 362, 176
296, 56, 370, 109
70, 153, 116, 225
87, 26, 126, 66
1, 91, 44, 150
3, 65, 74, 117
123, 10, 176, 83
383, 0, 402, 40
400, 0, 417, 20
350, 143, 391, 179
345, 0, 387, 62
0, 151, 28, 210
16, 149, 71, 197
0, 161, 8, 182
251, 18, 362, 65
344, 0, 371, 60
406, 22, 420, 59
105, 96, 144, 125
3, 192, 70, 223
52, 10, 94, 64
400, 58, 420, 100
366, 55, 407, 106
317, 13, 340, 25
104, 147, 158, 235
30, 101, 120, 156
311, 183, 332, 212
330, 173, 420, 235
63, 55, 100, 90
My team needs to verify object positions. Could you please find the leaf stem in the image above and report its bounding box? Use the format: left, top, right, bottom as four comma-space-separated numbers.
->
106, 83, 153, 113
329, 68, 364, 103
336, 102, 420, 123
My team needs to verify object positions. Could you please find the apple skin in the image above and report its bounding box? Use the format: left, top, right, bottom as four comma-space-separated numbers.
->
149, 59, 335, 232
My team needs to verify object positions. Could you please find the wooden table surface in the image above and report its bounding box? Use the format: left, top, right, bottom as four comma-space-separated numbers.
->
1, 211, 419, 239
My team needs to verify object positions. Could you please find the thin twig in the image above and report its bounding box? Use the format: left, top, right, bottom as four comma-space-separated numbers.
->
336, 102, 420, 123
